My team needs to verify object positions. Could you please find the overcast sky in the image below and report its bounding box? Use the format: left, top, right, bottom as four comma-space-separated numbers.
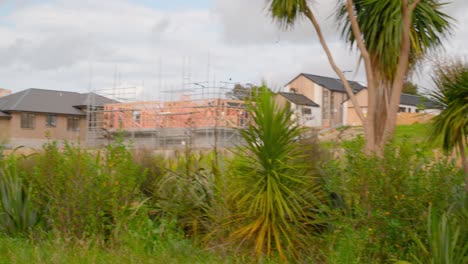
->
0, 0, 467, 99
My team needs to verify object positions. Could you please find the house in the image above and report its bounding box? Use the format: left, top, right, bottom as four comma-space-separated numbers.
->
282, 73, 440, 128
282, 73, 366, 128
276, 92, 321, 127
99, 98, 249, 148
0, 88, 116, 148
342, 88, 441, 126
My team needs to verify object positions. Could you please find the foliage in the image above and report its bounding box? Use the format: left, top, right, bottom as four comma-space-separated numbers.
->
150, 149, 219, 240
226, 86, 323, 261
27, 139, 146, 239
337, 0, 452, 81
267, 0, 308, 27
226, 83, 262, 101
406, 206, 468, 264
0, 155, 38, 236
403, 81, 419, 95
429, 60, 468, 153
322, 137, 465, 262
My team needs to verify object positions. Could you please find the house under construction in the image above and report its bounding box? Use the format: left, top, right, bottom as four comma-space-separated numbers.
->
87, 96, 249, 149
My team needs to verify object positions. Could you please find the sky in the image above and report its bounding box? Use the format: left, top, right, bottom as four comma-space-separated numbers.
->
0, 0, 467, 100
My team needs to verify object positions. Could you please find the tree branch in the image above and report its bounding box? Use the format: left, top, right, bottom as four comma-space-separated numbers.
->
302, 5, 367, 125
384, 0, 420, 140
346, 0, 375, 91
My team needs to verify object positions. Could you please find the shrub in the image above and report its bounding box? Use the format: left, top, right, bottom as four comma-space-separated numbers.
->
27, 140, 146, 240
322, 137, 465, 261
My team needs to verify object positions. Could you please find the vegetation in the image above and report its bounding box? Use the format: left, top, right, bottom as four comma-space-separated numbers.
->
0, 89, 466, 263
429, 60, 468, 191
267, 0, 452, 152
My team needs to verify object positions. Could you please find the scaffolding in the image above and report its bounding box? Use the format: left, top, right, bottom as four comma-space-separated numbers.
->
86, 84, 249, 149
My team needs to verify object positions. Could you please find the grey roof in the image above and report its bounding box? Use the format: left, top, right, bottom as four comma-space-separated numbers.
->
400, 93, 440, 108
77, 93, 119, 107
279, 92, 320, 107
292, 73, 366, 93
0, 111, 10, 118
0, 88, 118, 115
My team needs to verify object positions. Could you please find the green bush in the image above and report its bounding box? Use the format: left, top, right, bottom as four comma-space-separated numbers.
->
322, 137, 466, 261
27, 139, 146, 240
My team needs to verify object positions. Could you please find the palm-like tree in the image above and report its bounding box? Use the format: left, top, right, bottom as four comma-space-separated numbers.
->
266, 0, 452, 152
429, 61, 468, 192
336, 0, 452, 144
227, 86, 321, 261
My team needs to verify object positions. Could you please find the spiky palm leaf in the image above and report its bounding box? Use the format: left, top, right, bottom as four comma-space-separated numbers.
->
337, 0, 452, 81
227, 86, 322, 261
429, 61, 468, 153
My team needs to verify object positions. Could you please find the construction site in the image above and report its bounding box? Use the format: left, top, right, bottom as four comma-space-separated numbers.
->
85, 78, 251, 149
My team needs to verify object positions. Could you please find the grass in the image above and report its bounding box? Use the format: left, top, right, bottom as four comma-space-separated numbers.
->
394, 123, 431, 143
0, 236, 230, 264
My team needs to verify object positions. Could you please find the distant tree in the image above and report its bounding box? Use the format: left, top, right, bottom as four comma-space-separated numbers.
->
429, 60, 468, 192
403, 81, 419, 95
226, 84, 263, 100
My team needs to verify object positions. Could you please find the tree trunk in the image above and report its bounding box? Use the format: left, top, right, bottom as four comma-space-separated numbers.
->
459, 139, 468, 192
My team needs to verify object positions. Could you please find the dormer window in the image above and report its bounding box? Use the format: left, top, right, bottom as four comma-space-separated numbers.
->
290, 88, 297, 93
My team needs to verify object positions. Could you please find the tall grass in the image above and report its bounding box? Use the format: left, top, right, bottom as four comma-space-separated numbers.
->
0, 155, 38, 236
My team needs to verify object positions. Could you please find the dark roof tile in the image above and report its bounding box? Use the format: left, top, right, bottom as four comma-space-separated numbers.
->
0, 88, 118, 115
279, 92, 320, 107
297, 73, 366, 93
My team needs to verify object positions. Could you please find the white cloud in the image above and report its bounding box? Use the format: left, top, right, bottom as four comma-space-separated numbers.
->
0, 0, 466, 98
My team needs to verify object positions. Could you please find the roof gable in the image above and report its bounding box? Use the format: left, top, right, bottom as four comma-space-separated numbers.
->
287, 73, 366, 93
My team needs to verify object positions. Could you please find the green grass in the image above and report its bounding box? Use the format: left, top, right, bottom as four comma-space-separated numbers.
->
0, 236, 231, 264
394, 123, 431, 143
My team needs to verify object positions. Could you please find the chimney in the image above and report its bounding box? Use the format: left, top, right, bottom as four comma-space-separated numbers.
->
0, 88, 12, 98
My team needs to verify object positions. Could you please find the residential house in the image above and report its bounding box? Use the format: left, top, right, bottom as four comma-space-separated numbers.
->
276, 92, 321, 127
282, 73, 440, 128
283, 73, 366, 127
342, 88, 441, 126
0, 88, 116, 148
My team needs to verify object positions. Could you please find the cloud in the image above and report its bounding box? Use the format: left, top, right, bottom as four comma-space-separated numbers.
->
0, 0, 466, 98
213, 0, 340, 45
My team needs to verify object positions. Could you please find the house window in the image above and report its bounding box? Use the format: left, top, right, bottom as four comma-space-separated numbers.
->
302, 107, 312, 115
21, 113, 35, 129
67, 117, 81, 131
398, 107, 406, 113
323, 91, 329, 119
133, 111, 141, 124
46, 114, 57, 127
290, 88, 297, 93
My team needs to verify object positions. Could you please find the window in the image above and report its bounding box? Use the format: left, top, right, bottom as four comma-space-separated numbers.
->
133, 111, 141, 124
302, 107, 312, 115
67, 117, 81, 131
323, 91, 329, 119
290, 88, 297, 93
21, 113, 35, 129
398, 107, 406, 113
46, 114, 57, 127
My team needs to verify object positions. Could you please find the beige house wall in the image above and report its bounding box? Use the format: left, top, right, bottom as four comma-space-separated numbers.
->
7, 112, 87, 148
344, 89, 368, 126
286, 74, 350, 127
0, 118, 11, 142
286, 75, 316, 101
